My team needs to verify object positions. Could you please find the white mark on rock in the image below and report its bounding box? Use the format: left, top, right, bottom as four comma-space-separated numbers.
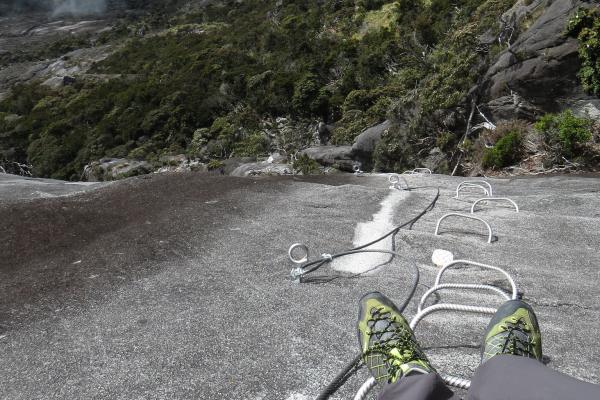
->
332, 190, 408, 274
72, 260, 82, 265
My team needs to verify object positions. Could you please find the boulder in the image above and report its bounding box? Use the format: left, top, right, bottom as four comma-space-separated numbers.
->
299, 145, 355, 172
317, 122, 334, 144
422, 147, 448, 173
485, 94, 543, 122
83, 158, 152, 181
155, 154, 207, 173
482, 0, 586, 114
351, 120, 391, 167
230, 162, 292, 177
266, 152, 287, 164
564, 98, 600, 120
222, 157, 257, 175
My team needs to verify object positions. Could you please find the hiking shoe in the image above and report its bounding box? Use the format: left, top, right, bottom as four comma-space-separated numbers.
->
357, 291, 434, 383
481, 299, 542, 363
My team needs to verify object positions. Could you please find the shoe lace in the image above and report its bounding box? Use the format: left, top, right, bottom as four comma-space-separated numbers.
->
500, 317, 536, 357
364, 307, 422, 379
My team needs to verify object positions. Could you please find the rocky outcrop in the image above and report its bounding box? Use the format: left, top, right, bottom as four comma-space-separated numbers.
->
155, 155, 207, 174
351, 120, 391, 167
485, 93, 543, 121
317, 122, 334, 144
299, 145, 355, 172
83, 158, 152, 181
482, 0, 590, 120
230, 162, 292, 177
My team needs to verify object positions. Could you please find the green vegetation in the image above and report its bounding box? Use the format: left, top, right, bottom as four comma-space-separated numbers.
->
482, 131, 522, 169
480, 120, 527, 169
534, 110, 593, 158
207, 159, 225, 171
568, 7, 600, 96
292, 154, 321, 175
373, 0, 518, 172
0, 0, 542, 179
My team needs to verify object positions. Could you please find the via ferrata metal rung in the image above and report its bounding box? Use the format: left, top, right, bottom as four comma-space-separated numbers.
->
456, 180, 493, 198
456, 183, 490, 198
434, 260, 518, 297
388, 174, 409, 190
417, 283, 511, 313
435, 213, 494, 243
417, 259, 517, 322
410, 303, 498, 330
471, 197, 519, 213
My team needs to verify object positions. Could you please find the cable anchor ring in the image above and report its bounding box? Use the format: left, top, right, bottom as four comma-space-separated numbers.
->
288, 243, 309, 282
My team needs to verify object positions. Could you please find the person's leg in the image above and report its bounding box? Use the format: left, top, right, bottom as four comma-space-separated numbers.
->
356, 291, 457, 400
378, 372, 458, 400
468, 355, 600, 400
470, 299, 600, 399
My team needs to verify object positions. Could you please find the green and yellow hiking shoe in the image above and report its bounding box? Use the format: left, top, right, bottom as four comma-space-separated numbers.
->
481, 299, 542, 364
357, 291, 434, 384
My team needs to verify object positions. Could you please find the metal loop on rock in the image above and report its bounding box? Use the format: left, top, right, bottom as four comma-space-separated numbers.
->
417, 283, 511, 313
471, 197, 519, 213
434, 259, 518, 299
410, 303, 497, 330
288, 243, 309, 265
434, 213, 494, 243
456, 180, 493, 197
456, 183, 490, 198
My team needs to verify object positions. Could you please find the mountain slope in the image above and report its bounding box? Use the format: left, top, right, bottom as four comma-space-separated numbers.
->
0, 0, 598, 179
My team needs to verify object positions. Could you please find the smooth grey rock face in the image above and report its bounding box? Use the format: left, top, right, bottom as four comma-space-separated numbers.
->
230, 162, 292, 177
482, 0, 586, 115
267, 152, 287, 164
422, 147, 447, 172
221, 157, 258, 175
486, 94, 543, 122
0, 173, 598, 399
0, 13, 115, 97
299, 145, 355, 171
317, 122, 334, 144
351, 120, 391, 160
83, 158, 152, 181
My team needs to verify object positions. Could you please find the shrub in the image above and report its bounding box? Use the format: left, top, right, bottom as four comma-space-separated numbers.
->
292, 154, 321, 175
207, 159, 224, 171
233, 132, 270, 157
567, 7, 600, 96
436, 131, 456, 151
534, 110, 592, 158
482, 131, 523, 169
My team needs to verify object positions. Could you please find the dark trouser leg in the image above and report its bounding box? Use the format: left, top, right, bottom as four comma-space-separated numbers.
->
468, 355, 600, 400
378, 372, 459, 400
